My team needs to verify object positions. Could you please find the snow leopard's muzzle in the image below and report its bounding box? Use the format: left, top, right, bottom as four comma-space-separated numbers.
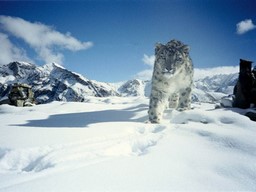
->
161, 57, 176, 75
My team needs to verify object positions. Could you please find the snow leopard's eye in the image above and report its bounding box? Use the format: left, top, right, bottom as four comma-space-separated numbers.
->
176, 55, 183, 62
177, 57, 182, 62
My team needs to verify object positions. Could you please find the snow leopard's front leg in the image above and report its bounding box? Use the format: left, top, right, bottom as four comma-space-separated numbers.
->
148, 90, 168, 123
177, 87, 192, 111
168, 93, 179, 109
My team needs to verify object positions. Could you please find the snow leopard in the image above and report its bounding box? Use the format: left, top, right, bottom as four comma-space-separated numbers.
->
148, 39, 194, 123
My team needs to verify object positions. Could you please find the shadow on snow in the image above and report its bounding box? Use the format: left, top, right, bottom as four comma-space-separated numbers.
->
13, 104, 148, 128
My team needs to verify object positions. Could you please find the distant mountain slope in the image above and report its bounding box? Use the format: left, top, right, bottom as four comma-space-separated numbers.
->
0, 61, 118, 104
194, 73, 238, 94
0, 61, 239, 104
192, 73, 238, 103
117, 79, 151, 97
114, 73, 238, 103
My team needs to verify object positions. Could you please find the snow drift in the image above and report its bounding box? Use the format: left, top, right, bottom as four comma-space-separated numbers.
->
0, 97, 256, 191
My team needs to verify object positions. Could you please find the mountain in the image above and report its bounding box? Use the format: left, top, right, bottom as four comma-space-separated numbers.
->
192, 73, 238, 103
0, 61, 119, 104
194, 73, 238, 94
117, 79, 151, 97
116, 73, 239, 103
0, 61, 239, 104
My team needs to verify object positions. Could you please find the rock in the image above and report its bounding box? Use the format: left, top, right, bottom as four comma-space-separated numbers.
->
245, 111, 256, 121
8, 83, 35, 107
233, 59, 255, 108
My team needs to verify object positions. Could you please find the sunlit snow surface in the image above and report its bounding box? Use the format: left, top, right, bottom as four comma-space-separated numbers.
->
0, 97, 256, 191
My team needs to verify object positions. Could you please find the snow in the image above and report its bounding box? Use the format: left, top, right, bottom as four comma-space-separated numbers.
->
0, 75, 15, 84
40, 62, 65, 72
0, 96, 256, 191
194, 66, 239, 81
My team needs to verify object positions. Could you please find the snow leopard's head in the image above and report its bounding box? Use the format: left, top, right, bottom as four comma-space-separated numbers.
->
154, 39, 190, 78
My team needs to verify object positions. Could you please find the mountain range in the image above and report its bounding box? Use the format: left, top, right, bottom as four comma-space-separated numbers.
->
0, 61, 238, 104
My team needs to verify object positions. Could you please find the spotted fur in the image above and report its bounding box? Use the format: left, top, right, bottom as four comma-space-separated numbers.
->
148, 39, 194, 123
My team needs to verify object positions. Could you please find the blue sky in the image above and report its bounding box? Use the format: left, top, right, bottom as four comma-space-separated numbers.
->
0, 0, 255, 82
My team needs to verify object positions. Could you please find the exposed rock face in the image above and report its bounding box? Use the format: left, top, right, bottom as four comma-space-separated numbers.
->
233, 59, 256, 108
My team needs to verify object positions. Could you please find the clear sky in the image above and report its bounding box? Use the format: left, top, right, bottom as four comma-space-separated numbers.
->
0, 0, 255, 82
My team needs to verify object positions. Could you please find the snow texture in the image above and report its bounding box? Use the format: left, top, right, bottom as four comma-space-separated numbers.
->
0, 97, 256, 191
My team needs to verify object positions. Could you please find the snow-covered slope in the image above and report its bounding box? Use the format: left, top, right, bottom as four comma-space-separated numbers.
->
0, 62, 255, 191
0, 61, 119, 103
0, 97, 256, 191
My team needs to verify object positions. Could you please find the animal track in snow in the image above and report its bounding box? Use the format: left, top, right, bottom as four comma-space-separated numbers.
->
219, 117, 235, 124
168, 107, 244, 127
170, 110, 215, 124
0, 125, 165, 174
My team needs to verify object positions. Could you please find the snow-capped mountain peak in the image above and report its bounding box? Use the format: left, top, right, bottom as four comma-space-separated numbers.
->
0, 61, 239, 104
0, 61, 119, 103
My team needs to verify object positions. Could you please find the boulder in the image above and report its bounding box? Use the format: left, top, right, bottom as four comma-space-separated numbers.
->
233, 59, 255, 108
8, 83, 35, 107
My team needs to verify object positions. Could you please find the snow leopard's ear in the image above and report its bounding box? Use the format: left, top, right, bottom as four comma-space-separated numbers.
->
181, 45, 190, 54
155, 43, 163, 55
